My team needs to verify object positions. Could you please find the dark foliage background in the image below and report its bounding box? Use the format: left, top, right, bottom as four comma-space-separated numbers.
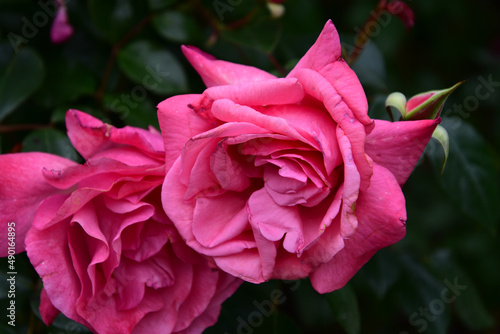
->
0, 0, 499, 333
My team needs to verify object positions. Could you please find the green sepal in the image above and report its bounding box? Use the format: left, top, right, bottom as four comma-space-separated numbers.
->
385, 92, 407, 121
432, 124, 449, 174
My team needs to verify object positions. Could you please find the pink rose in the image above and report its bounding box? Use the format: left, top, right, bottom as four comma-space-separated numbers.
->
0, 110, 241, 333
158, 20, 439, 293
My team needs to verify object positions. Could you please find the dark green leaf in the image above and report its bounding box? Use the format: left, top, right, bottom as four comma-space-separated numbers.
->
324, 283, 360, 334
397, 255, 451, 334
0, 44, 43, 121
22, 129, 79, 161
118, 40, 187, 95
222, 18, 282, 54
153, 11, 203, 43
429, 250, 494, 331
429, 119, 500, 231
289, 279, 334, 332
34, 61, 96, 108
253, 310, 302, 334
88, 0, 147, 43
103, 93, 159, 129
358, 248, 401, 299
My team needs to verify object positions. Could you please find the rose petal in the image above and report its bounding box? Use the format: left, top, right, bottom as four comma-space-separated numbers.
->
210, 139, 250, 192
39, 288, 60, 326
365, 118, 439, 185
0, 152, 76, 255
294, 68, 373, 190
162, 158, 256, 258
182, 45, 277, 87
310, 164, 406, 293
320, 61, 372, 127
214, 225, 277, 283
157, 95, 214, 170
263, 165, 329, 207
192, 192, 249, 248
287, 20, 341, 78
211, 99, 307, 142
180, 273, 242, 334
248, 188, 304, 254
172, 265, 218, 332
203, 78, 305, 106
337, 126, 360, 238
26, 220, 89, 328
257, 104, 342, 174
66, 110, 164, 161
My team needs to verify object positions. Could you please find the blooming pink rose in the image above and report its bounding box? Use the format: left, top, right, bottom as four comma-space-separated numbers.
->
0, 110, 241, 334
158, 20, 439, 293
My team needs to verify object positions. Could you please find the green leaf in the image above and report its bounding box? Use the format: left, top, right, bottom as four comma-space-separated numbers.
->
118, 40, 187, 95
88, 0, 147, 43
430, 119, 500, 231
153, 11, 203, 43
0, 44, 43, 121
358, 248, 401, 299
431, 124, 449, 174
429, 250, 494, 331
222, 18, 282, 54
324, 283, 360, 334
290, 279, 335, 332
22, 129, 79, 161
398, 255, 451, 334
34, 61, 97, 108
103, 93, 159, 129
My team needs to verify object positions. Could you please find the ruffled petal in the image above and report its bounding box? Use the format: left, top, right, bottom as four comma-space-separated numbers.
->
66, 110, 164, 161
162, 158, 257, 258
248, 188, 303, 254
0, 152, 76, 255
178, 273, 242, 334
337, 126, 360, 238
157, 95, 214, 170
26, 217, 90, 328
310, 164, 406, 293
293, 68, 373, 190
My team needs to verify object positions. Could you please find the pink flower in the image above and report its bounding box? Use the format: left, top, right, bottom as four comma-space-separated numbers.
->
158, 20, 439, 293
51, 0, 73, 44
0, 110, 241, 334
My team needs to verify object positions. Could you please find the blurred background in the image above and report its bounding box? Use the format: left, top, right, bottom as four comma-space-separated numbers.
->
0, 0, 499, 333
